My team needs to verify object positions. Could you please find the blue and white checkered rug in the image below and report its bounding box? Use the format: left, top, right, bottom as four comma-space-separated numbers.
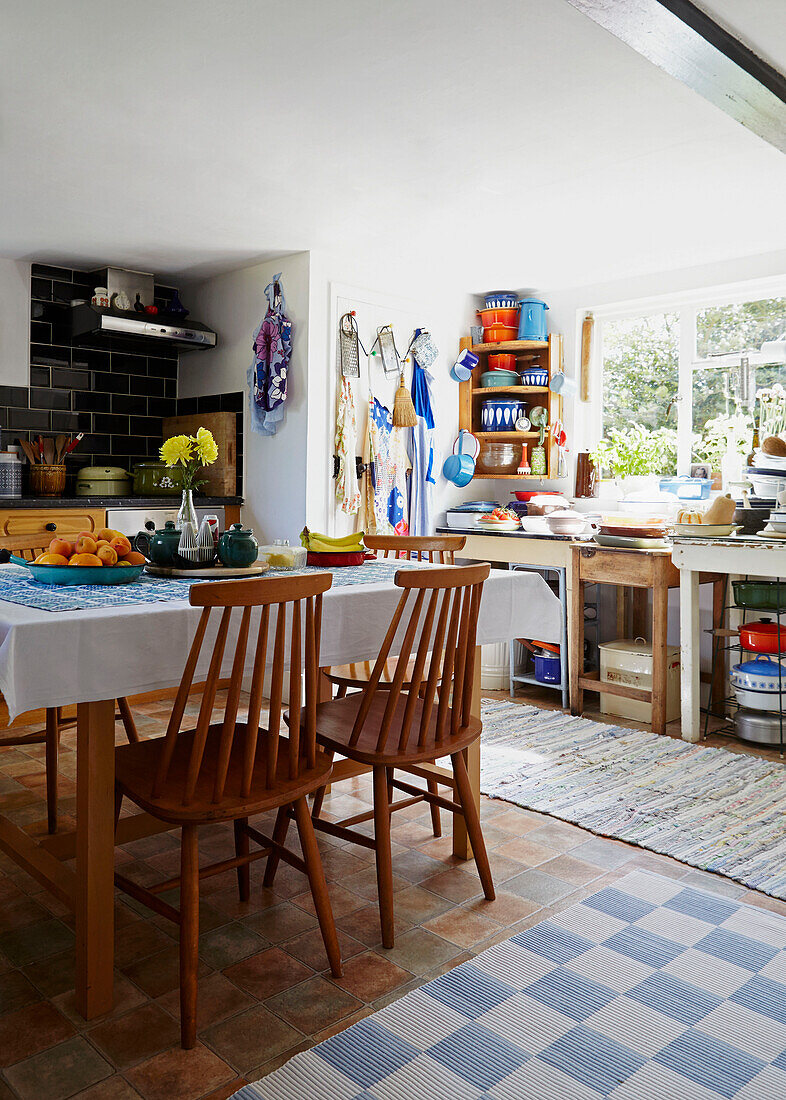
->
233, 871, 786, 1099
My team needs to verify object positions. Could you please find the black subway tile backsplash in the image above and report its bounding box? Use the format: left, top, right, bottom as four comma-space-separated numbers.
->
0, 265, 241, 496
30, 387, 71, 411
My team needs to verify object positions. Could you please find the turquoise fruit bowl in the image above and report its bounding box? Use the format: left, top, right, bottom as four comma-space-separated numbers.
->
0, 550, 143, 586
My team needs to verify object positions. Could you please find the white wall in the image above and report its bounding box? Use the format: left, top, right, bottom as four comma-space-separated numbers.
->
306, 247, 475, 536
180, 251, 310, 544
0, 259, 30, 388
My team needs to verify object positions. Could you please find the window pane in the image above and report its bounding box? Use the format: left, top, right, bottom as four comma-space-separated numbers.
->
696, 297, 786, 359
601, 313, 679, 435
693, 298, 786, 453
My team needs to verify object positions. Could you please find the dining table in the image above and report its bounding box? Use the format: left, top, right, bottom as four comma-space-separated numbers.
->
0, 558, 560, 1020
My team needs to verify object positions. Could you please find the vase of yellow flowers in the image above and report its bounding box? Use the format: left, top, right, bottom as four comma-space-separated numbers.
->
159, 427, 219, 531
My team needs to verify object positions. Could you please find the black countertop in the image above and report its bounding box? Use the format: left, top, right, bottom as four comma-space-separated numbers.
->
0, 496, 244, 509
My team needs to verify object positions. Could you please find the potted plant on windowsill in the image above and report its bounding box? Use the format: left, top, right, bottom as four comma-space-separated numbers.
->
589, 424, 677, 497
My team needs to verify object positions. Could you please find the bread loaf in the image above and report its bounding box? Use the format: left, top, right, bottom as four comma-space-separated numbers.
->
762, 436, 786, 457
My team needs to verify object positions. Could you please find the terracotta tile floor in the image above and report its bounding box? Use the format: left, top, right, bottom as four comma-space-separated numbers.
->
0, 690, 783, 1099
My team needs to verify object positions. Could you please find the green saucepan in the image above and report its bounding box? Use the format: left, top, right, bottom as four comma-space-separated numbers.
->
0, 550, 144, 586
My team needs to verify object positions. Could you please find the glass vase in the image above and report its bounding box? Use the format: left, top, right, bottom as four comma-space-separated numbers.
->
176, 489, 199, 532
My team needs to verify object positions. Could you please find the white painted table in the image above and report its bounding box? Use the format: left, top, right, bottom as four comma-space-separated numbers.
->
673, 536, 786, 743
0, 564, 552, 1019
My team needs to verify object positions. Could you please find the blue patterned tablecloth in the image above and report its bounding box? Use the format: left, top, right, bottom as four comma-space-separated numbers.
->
0, 560, 412, 613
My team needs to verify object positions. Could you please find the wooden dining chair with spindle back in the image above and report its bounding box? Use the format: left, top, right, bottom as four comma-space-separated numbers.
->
113, 571, 341, 1048
322, 533, 467, 837
267, 562, 494, 949
0, 531, 140, 833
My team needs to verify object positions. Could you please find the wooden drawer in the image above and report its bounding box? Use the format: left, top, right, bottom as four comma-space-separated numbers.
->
0, 509, 106, 539
575, 546, 658, 587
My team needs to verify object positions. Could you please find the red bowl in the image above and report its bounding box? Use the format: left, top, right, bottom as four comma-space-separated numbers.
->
483, 324, 518, 344
489, 353, 517, 371
739, 621, 786, 653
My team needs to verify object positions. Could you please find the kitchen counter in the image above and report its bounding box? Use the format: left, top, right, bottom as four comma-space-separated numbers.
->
436, 524, 589, 543
0, 496, 244, 508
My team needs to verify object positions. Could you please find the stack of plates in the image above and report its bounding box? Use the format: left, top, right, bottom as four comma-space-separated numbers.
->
594, 515, 668, 549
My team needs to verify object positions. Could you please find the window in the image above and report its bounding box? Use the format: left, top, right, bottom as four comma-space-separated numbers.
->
597, 286, 786, 474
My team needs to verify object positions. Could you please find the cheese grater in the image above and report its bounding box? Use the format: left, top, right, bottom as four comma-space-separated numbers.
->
338, 312, 361, 377
377, 325, 401, 377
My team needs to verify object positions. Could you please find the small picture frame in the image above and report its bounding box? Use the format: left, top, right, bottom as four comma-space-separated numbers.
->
690, 463, 711, 480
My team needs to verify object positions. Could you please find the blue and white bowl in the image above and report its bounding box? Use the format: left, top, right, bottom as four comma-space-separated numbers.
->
521, 368, 549, 387
481, 398, 525, 432
484, 291, 519, 309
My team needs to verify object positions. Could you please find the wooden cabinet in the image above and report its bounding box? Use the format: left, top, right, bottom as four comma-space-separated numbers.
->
0, 509, 105, 538
458, 333, 564, 480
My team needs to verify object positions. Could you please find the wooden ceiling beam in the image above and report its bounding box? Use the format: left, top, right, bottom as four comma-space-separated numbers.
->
564, 0, 786, 154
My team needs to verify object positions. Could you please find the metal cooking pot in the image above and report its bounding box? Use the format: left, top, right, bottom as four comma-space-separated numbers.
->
132, 462, 184, 496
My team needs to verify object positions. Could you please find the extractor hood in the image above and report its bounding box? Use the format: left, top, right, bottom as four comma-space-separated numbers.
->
71, 303, 217, 351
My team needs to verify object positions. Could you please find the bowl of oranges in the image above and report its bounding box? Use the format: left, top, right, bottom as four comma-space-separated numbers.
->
0, 529, 147, 585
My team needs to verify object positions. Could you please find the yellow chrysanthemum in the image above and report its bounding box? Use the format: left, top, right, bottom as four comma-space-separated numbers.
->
194, 427, 218, 465
160, 434, 193, 467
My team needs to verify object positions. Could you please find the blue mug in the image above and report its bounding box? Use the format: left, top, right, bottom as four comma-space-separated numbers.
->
443, 430, 477, 486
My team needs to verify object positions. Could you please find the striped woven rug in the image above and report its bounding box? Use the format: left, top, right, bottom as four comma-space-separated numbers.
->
480, 700, 786, 900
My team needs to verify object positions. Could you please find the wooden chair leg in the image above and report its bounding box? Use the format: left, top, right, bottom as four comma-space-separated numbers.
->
116, 697, 141, 744
179, 824, 199, 1049
45, 707, 59, 834
311, 751, 334, 819
335, 683, 348, 700
233, 819, 250, 902
114, 787, 123, 831
426, 777, 442, 837
452, 748, 495, 901
262, 805, 292, 887
293, 796, 342, 977
373, 765, 395, 949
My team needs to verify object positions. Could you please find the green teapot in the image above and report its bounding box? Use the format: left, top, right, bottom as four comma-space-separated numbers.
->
218, 523, 259, 568
135, 520, 181, 565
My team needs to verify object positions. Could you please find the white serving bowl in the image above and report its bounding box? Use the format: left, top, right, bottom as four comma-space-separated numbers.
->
545, 510, 588, 536
518, 516, 550, 534
749, 472, 786, 498
754, 450, 786, 471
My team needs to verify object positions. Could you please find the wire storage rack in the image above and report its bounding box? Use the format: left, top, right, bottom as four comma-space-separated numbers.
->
508, 563, 569, 708
704, 574, 786, 756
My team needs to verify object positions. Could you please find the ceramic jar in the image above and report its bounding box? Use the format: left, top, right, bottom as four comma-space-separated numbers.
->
218, 523, 259, 567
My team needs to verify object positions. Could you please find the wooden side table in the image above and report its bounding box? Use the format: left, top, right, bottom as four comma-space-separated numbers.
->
569, 544, 723, 736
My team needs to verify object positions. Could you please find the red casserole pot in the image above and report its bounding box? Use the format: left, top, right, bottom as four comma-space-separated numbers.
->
478, 307, 519, 328
739, 620, 786, 653
483, 324, 518, 344
488, 352, 517, 371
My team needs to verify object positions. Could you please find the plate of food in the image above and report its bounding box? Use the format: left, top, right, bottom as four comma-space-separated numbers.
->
475, 507, 521, 531
673, 495, 737, 538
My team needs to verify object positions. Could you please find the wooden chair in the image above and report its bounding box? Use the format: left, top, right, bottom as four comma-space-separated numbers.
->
268, 562, 494, 949
322, 533, 467, 836
0, 532, 140, 833
113, 572, 341, 1048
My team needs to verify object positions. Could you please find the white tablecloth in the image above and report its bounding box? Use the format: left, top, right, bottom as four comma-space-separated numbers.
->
0, 566, 560, 718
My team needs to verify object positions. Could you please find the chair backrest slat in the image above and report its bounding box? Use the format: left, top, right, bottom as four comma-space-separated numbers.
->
158, 572, 331, 807
417, 587, 452, 747
288, 598, 302, 779
184, 605, 232, 804
365, 534, 466, 565
212, 604, 252, 803
353, 563, 489, 755
153, 605, 211, 798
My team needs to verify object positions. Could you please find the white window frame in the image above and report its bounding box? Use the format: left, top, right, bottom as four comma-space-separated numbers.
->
588, 274, 786, 474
